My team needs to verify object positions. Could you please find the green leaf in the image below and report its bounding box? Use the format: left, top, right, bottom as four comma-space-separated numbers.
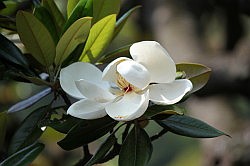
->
63, 0, 92, 32
157, 115, 229, 138
55, 17, 91, 65
67, 0, 80, 18
0, 33, 28, 68
0, 111, 7, 150
0, 15, 16, 31
16, 11, 56, 67
176, 63, 211, 93
119, 126, 153, 166
99, 44, 131, 63
43, 0, 65, 34
8, 106, 48, 155
0, 143, 44, 166
114, 5, 140, 39
144, 105, 185, 118
58, 116, 117, 150
34, 6, 59, 43
85, 134, 117, 166
0, 1, 19, 16
92, 0, 120, 24
79, 14, 116, 63
8, 88, 52, 113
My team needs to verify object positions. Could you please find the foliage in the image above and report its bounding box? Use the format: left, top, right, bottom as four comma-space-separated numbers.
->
0, 0, 228, 165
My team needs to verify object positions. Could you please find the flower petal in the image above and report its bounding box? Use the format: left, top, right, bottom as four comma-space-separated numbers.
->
117, 60, 150, 89
105, 90, 149, 121
102, 57, 131, 83
67, 99, 107, 119
60, 62, 104, 99
75, 79, 115, 103
149, 79, 193, 105
130, 41, 176, 83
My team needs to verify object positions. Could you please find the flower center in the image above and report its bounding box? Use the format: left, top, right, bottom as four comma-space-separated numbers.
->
116, 72, 138, 94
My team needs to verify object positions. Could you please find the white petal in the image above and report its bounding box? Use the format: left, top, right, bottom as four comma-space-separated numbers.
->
102, 57, 131, 83
67, 99, 107, 119
105, 90, 149, 121
60, 62, 105, 99
75, 79, 115, 103
130, 41, 176, 83
117, 60, 150, 89
149, 79, 193, 105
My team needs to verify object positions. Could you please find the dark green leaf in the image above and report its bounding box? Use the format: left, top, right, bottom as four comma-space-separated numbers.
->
67, 0, 80, 17
8, 106, 48, 155
16, 11, 56, 67
0, 15, 16, 31
0, 33, 28, 68
63, 0, 92, 32
176, 63, 211, 93
119, 126, 152, 166
34, 6, 59, 43
92, 0, 120, 24
99, 44, 131, 63
58, 116, 117, 150
43, 0, 65, 34
85, 134, 117, 166
114, 6, 140, 39
0, 111, 7, 150
79, 14, 116, 63
0, 143, 44, 166
0, 1, 19, 16
157, 115, 229, 138
8, 88, 52, 113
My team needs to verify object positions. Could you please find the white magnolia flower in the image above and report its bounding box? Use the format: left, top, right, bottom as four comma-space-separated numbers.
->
60, 41, 192, 121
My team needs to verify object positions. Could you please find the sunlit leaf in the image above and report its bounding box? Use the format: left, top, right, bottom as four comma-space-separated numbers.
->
1, 143, 44, 166
0, 33, 28, 67
63, 0, 92, 32
85, 134, 117, 166
55, 17, 91, 65
8, 88, 52, 113
157, 115, 229, 138
99, 44, 131, 63
58, 116, 117, 150
34, 6, 59, 43
79, 14, 116, 63
43, 0, 65, 34
0, 111, 7, 150
176, 63, 211, 93
67, 0, 80, 18
92, 0, 120, 24
119, 126, 152, 166
16, 11, 56, 67
8, 106, 48, 155
114, 5, 140, 39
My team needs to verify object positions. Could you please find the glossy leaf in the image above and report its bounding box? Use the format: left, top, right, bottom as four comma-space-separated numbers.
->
114, 6, 140, 39
67, 0, 80, 18
99, 44, 131, 63
8, 106, 48, 155
8, 88, 52, 113
0, 33, 28, 68
176, 63, 211, 93
92, 0, 120, 24
1, 143, 44, 166
80, 14, 116, 63
0, 111, 7, 150
85, 134, 117, 166
157, 115, 228, 138
144, 105, 185, 118
43, 0, 65, 34
63, 0, 92, 32
58, 116, 117, 150
16, 11, 56, 67
55, 17, 91, 65
119, 126, 153, 166
34, 6, 59, 43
